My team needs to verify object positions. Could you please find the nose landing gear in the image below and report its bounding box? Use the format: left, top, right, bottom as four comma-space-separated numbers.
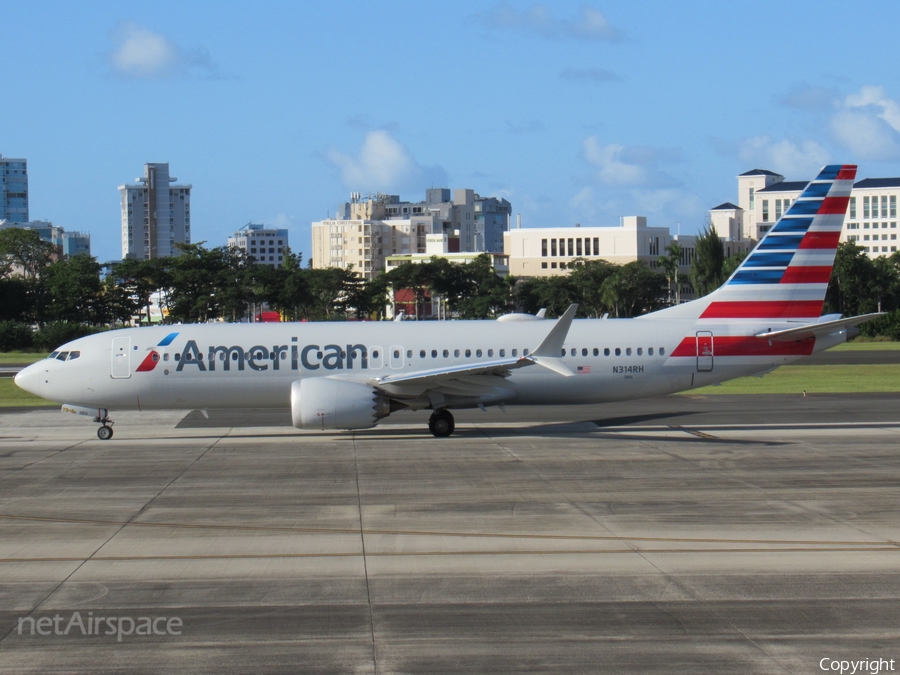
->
428, 409, 455, 438
93, 411, 114, 440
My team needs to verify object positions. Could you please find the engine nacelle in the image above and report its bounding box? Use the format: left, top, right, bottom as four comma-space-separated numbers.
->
291, 378, 390, 430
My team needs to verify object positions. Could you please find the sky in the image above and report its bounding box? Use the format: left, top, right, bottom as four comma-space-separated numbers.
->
4, 0, 900, 265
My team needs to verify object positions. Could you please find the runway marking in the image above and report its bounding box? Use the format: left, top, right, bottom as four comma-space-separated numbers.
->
0, 513, 897, 548
1, 546, 899, 564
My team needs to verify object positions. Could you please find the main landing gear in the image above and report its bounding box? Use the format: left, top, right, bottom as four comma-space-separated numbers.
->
428, 409, 455, 438
93, 411, 114, 440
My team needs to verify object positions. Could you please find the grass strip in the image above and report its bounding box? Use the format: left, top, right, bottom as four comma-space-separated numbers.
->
689, 364, 900, 395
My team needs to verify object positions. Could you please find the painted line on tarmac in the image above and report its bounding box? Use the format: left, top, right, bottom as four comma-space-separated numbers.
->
2, 546, 900, 564
0, 513, 897, 548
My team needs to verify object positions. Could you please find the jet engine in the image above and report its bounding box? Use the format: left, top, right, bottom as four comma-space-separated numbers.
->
291, 378, 391, 430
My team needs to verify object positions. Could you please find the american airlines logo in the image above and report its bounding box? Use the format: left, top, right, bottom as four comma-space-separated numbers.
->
136, 337, 371, 374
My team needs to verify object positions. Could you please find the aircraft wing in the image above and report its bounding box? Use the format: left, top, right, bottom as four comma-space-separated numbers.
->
755, 313, 884, 342
367, 304, 579, 399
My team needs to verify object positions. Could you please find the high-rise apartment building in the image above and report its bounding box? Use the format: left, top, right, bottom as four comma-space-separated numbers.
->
119, 163, 191, 259
0, 154, 29, 223
227, 222, 289, 267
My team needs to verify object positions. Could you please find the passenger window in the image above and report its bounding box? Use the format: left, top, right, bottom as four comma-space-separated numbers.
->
488, 349, 493, 357
637, 348, 643, 356
151, 353, 159, 362
419, 350, 426, 358
465, 349, 471, 358
560, 348, 566, 357
443, 349, 450, 358
174, 353, 180, 361
570, 348, 576, 357
499, 349, 505, 357
372, 350, 380, 359
56, 352, 69, 361
615, 348, 621, 356
432, 349, 437, 358
163, 353, 170, 361
593, 348, 599, 356
476, 349, 482, 357
512, 349, 518, 357
582, 348, 588, 357
454, 349, 460, 358
393, 349, 400, 359
626, 348, 632, 356
604, 348, 610, 356
659, 347, 665, 356
523, 349, 530, 356
648, 348, 654, 356
406, 349, 412, 358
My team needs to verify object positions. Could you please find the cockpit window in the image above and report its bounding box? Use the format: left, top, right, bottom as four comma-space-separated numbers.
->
67, 351, 81, 361
55, 351, 69, 361
49, 351, 59, 359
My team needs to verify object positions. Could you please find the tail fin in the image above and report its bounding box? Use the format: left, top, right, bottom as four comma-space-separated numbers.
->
653, 164, 857, 322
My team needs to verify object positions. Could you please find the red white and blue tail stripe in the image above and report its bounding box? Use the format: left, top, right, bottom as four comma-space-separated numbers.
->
699, 164, 856, 321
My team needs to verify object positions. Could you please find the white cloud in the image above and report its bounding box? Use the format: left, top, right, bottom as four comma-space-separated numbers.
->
326, 130, 446, 192
737, 136, 832, 177
475, 4, 622, 41
831, 86, 900, 160
582, 138, 680, 187
108, 22, 223, 79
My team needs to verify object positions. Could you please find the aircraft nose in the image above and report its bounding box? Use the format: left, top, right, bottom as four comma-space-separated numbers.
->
14, 363, 43, 397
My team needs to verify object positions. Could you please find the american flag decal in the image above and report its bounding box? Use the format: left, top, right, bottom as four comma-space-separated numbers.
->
577, 366, 591, 374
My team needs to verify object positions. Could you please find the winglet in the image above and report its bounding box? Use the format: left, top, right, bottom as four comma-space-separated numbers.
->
523, 304, 578, 377
531, 304, 578, 357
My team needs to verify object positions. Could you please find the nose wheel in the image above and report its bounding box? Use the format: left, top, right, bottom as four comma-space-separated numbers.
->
428, 409, 455, 437
93, 410, 114, 440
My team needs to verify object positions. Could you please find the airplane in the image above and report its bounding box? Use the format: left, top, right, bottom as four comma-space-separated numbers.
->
15, 164, 881, 440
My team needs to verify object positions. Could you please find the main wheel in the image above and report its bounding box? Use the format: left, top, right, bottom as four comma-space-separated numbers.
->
97, 425, 113, 440
428, 409, 455, 438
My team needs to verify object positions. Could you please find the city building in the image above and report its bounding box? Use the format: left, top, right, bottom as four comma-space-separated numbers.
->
227, 222, 289, 267
733, 168, 900, 257
312, 188, 510, 279
119, 163, 191, 260
0, 220, 91, 258
0, 154, 28, 223
504, 216, 700, 275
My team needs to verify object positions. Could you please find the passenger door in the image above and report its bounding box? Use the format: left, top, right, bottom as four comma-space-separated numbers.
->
111, 337, 131, 379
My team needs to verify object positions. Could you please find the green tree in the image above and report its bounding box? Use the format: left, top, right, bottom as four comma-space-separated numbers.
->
824, 241, 875, 316
39, 255, 104, 324
657, 241, 682, 305
722, 249, 749, 281
0, 227, 56, 279
691, 227, 725, 297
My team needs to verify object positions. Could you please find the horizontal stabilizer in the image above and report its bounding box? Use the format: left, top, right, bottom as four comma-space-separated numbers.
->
755, 313, 884, 342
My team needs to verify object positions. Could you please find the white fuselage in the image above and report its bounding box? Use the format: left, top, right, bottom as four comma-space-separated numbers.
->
15, 315, 847, 413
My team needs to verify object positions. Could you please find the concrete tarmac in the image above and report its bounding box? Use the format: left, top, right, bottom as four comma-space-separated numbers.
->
0, 395, 899, 674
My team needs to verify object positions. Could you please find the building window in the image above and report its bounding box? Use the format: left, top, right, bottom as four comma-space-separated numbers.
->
864, 196, 870, 219
883, 195, 889, 218
762, 200, 769, 221
541, 262, 547, 269
593, 237, 599, 255
576, 239, 582, 256
775, 200, 782, 221
567, 238, 574, 256
551, 239, 557, 256
892, 196, 897, 218
541, 239, 547, 257
749, 187, 755, 210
